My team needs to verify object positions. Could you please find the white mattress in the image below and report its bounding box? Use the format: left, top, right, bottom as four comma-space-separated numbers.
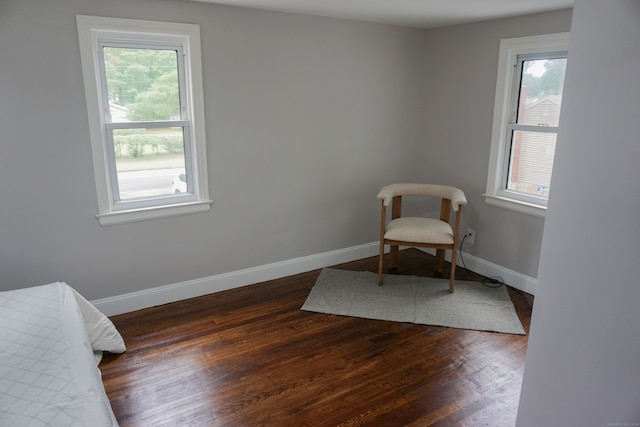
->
0, 282, 126, 426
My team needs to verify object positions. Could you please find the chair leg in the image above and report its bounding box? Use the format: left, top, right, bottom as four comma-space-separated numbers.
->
434, 249, 445, 276
378, 241, 384, 286
389, 245, 399, 272
448, 248, 457, 293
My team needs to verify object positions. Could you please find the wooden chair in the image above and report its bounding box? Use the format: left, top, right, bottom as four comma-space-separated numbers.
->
377, 183, 467, 293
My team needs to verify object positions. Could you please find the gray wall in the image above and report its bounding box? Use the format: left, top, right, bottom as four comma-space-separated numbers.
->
0, 0, 572, 301
0, 0, 427, 299
419, 9, 573, 278
517, 0, 640, 424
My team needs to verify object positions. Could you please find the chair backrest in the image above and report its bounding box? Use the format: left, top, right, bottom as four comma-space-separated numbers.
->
377, 183, 467, 211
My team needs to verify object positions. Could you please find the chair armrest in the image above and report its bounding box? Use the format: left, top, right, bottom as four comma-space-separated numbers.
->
377, 183, 467, 211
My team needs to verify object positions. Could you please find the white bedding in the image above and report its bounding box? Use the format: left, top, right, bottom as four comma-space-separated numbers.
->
0, 282, 126, 426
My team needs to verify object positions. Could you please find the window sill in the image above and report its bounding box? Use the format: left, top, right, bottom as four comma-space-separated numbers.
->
484, 193, 546, 218
96, 200, 212, 226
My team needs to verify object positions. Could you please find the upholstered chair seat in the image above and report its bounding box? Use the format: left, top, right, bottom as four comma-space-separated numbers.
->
384, 217, 454, 245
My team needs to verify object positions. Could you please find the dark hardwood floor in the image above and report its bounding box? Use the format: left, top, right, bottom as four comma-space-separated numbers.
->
101, 249, 533, 426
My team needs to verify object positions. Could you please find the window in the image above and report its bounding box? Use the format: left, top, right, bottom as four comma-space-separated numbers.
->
485, 33, 569, 217
76, 15, 211, 225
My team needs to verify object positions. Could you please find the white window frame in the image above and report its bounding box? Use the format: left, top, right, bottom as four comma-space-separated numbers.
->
484, 32, 570, 217
77, 15, 211, 226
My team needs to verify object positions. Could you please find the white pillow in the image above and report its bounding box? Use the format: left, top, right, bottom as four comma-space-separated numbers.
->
69, 286, 126, 354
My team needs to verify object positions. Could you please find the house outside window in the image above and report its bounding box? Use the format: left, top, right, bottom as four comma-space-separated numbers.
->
76, 15, 211, 226
485, 33, 570, 217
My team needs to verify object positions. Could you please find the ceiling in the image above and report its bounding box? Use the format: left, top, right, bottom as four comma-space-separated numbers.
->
189, 0, 574, 29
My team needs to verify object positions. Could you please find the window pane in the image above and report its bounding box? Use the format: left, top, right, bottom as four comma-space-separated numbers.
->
507, 130, 557, 197
112, 127, 186, 201
517, 58, 567, 127
103, 47, 181, 123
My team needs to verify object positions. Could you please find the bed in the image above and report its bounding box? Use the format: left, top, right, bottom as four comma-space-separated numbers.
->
0, 282, 126, 426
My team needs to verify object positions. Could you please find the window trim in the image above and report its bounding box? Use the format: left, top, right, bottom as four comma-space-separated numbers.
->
484, 32, 570, 218
76, 15, 211, 226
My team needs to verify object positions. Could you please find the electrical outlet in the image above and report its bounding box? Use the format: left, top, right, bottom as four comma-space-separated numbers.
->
466, 228, 476, 245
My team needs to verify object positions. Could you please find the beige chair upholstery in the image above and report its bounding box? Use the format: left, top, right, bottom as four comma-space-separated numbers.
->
377, 183, 467, 293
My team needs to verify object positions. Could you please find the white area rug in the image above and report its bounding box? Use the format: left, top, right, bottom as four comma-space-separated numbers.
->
302, 268, 525, 335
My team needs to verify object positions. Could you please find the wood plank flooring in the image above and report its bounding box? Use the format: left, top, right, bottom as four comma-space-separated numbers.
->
100, 249, 533, 426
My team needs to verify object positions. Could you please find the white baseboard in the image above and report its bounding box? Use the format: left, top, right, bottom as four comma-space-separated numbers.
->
92, 242, 381, 316
419, 248, 537, 295
93, 242, 536, 317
